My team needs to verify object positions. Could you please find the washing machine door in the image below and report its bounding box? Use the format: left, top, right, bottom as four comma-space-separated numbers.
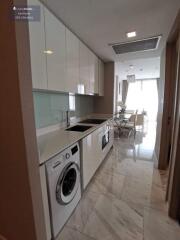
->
56, 162, 80, 205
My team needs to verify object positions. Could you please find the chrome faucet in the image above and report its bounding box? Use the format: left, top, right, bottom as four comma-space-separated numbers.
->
66, 110, 70, 128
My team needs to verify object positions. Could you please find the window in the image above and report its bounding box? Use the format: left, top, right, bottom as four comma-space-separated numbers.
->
126, 79, 158, 121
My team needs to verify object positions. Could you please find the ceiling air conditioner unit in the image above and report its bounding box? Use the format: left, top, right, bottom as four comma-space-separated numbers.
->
127, 74, 136, 83
111, 36, 161, 54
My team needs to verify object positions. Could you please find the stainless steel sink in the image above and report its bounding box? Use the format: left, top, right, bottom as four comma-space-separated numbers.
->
66, 125, 93, 132
78, 118, 107, 124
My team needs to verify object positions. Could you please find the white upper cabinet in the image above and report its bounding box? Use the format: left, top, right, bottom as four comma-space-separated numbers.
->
66, 29, 79, 93
89, 50, 99, 95
28, 1, 101, 95
79, 42, 90, 94
88, 51, 95, 94
79, 44, 99, 95
98, 59, 104, 96
44, 8, 67, 92
28, 0, 47, 89
94, 55, 99, 94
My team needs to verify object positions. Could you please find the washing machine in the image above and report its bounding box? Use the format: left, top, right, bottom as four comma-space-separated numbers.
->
45, 142, 81, 239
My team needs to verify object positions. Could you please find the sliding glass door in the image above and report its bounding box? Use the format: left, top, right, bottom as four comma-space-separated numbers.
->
126, 79, 158, 121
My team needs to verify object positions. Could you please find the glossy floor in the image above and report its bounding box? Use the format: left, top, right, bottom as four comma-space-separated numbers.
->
57, 122, 180, 240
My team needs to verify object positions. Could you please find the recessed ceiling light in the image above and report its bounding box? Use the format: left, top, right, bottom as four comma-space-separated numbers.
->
44, 50, 53, 54
126, 31, 136, 38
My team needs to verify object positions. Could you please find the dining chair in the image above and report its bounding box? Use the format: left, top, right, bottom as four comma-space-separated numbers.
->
113, 116, 123, 138
136, 114, 144, 130
120, 110, 138, 138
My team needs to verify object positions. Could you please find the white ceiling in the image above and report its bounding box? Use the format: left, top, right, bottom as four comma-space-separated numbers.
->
115, 57, 160, 80
41, 0, 180, 61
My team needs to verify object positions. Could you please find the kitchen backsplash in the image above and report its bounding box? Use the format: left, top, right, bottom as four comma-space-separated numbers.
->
33, 91, 94, 129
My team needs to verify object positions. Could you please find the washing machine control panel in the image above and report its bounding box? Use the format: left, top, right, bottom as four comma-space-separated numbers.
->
65, 153, 70, 159
46, 143, 79, 172
71, 145, 78, 155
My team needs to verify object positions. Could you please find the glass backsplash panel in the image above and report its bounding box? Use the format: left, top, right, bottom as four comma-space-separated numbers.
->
33, 91, 94, 129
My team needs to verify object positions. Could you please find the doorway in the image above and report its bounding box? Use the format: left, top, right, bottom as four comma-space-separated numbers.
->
158, 10, 180, 220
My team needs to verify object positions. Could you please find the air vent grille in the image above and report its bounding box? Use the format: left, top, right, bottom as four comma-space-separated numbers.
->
111, 36, 161, 54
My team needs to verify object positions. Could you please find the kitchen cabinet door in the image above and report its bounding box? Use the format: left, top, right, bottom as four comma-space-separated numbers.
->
44, 8, 67, 92
94, 55, 99, 94
82, 127, 103, 189
79, 42, 90, 94
66, 29, 79, 93
28, 0, 47, 89
88, 50, 95, 94
98, 59, 104, 96
89, 51, 99, 95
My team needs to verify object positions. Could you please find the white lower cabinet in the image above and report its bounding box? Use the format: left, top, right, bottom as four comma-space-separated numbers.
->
81, 127, 103, 189
81, 122, 114, 189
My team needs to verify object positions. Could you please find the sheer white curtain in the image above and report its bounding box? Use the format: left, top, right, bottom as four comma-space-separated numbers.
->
126, 79, 158, 121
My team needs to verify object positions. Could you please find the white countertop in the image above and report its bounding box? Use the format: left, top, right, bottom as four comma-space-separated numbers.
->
37, 114, 113, 165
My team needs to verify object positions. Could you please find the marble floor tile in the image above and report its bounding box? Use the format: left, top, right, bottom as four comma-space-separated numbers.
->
121, 175, 152, 215
57, 226, 95, 240
148, 184, 168, 213
88, 170, 125, 199
100, 155, 130, 176
83, 194, 143, 240
66, 189, 100, 232
114, 128, 156, 163
125, 159, 154, 182
144, 207, 180, 240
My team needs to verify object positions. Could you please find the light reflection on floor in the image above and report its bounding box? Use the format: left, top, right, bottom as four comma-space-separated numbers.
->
117, 121, 157, 162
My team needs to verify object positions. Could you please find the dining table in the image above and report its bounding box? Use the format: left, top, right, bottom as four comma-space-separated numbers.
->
113, 112, 132, 137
